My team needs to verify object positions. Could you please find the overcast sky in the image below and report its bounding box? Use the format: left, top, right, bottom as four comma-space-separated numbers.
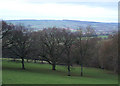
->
0, 0, 118, 22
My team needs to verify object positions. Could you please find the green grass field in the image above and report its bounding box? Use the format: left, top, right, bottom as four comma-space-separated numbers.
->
2, 60, 118, 84
97, 35, 108, 38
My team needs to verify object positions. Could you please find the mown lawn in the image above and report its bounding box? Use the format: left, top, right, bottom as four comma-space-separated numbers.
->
2, 60, 118, 84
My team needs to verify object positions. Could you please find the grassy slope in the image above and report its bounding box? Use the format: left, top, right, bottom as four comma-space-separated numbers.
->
2, 60, 118, 84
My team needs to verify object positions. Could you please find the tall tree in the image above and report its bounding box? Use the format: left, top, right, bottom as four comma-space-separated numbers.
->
39, 27, 65, 70
3, 25, 31, 69
99, 34, 118, 72
62, 29, 75, 76
75, 26, 95, 76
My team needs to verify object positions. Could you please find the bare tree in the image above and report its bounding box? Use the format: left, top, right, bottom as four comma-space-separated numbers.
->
75, 26, 95, 76
1, 21, 14, 39
2, 21, 15, 51
39, 27, 65, 70
62, 29, 75, 76
3, 25, 31, 69
99, 34, 118, 72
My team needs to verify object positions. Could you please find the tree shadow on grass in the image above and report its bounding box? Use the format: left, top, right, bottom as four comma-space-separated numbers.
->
3, 65, 94, 78
3, 61, 117, 79
2, 65, 69, 77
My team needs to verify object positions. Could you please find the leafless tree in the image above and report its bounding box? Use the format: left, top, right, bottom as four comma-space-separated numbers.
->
62, 29, 76, 76
3, 25, 31, 69
75, 26, 95, 76
39, 27, 65, 70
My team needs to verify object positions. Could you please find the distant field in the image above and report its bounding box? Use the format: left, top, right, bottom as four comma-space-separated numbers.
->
97, 35, 108, 38
2, 59, 118, 84
6, 20, 118, 32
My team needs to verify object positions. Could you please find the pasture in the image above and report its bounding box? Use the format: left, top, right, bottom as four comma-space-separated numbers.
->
2, 59, 118, 84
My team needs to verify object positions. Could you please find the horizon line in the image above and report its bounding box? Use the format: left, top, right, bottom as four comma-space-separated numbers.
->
3, 19, 118, 23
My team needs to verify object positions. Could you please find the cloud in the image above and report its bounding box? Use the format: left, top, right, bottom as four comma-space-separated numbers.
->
0, 0, 117, 22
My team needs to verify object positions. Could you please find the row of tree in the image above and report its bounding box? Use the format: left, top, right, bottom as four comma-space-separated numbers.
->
2, 21, 119, 76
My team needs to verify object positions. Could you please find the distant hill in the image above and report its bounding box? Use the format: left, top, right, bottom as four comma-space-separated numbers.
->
6, 19, 118, 33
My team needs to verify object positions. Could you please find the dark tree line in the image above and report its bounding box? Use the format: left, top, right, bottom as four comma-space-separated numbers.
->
2, 21, 118, 76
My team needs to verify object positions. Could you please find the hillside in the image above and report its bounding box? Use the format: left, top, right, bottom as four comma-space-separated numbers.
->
6, 20, 117, 34
2, 59, 118, 84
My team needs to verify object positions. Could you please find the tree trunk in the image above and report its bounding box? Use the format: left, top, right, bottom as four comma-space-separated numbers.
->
34, 59, 36, 63
27, 59, 29, 63
68, 64, 71, 76
52, 64, 56, 70
114, 63, 118, 73
41, 60, 44, 64
21, 57, 25, 70
81, 64, 83, 76
13, 58, 16, 62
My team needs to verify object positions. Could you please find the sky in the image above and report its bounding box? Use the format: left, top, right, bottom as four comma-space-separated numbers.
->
0, 0, 119, 22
